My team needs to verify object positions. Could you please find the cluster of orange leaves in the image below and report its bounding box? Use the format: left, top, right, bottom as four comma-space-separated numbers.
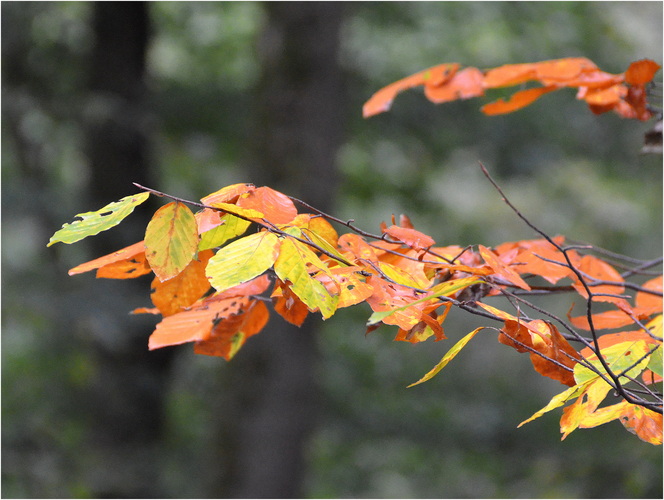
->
66, 181, 662, 444
56, 56, 662, 444
363, 57, 660, 120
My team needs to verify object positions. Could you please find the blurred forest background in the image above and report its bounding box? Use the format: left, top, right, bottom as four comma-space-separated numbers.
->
2, 2, 662, 498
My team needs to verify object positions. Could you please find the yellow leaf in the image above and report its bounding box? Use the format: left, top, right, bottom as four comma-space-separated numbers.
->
274, 238, 338, 319
206, 231, 280, 292
145, 202, 199, 281
408, 327, 485, 387
518, 384, 584, 427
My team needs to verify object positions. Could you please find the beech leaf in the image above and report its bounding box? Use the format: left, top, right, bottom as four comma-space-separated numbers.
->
48, 192, 150, 247
206, 231, 281, 293
145, 202, 199, 282
274, 238, 338, 319
408, 327, 485, 387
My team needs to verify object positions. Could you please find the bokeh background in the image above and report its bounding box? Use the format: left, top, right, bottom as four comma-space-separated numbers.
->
2, 2, 662, 498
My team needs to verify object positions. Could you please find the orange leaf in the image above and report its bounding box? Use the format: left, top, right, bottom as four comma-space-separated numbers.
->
365, 275, 425, 330
148, 295, 249, 350
149, 250, 214, 316
271, 279, 310, 326
362, 63, 460, 117
636, 276, 663, 311
481, 86, 557, 115
194, 300, 269, 360
237, 186, 298, 224
532, 57, 598, 81
338, 233, 380, 262
482, 62, 537, 88
572, 255, 625, 305
578, 84, 626, 107
618, 404, 663, 445
423, 67, 484, 103
96, 251, 152, 279
478, 245, 531, 291
195, 208, 225, 233
384, 225, 435, 251
500, 238, 574, 285
68, 240, 146, 276
499, 319, 579, 386
217, 274, 272, 299
624, 59, 661, 85
201, 183, 256, 206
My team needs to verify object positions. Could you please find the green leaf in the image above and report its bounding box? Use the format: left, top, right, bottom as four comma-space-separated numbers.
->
574, 340, 650, 385
47, 192, 150, 247
145, 202, 199, 281
408, 326, 485, 387
206, 231, 280, 292
274, 238, 338, 319
199, 213, 252, 250
367, 277, 481, 325
647, 345, 662, 378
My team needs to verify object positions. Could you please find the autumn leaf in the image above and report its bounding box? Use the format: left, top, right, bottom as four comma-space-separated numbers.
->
149, 249, 214, 316
237, 186, 298, 224
200, 183, 256, 206
624, 59, 661, 85
498, 318, 579, 386
572, 254, 626, 305
144, 202, 199, 282
407, 327, 486, 387
423, 66, 484, 103
68, 240, 146, 276
273, 238, 338, 319
363, 63, 460, 117
383, 225, 435, 251
96, 251, 152, 279
198, 213, 252, 251
478, 244, 531, 290
194, 300, 269, 360
272, 278, 310, 326
148, 295, 250, 350
367, 276, 480, 329
48, 192, 150, 247
559, 379, 613, 440
481, 86, 557, 115
206, 231, 281, 293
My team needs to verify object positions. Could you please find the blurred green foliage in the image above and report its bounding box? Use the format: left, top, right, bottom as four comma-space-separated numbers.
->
2, 1, 662, 497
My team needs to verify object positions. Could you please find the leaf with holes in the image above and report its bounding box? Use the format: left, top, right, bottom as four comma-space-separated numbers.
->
48, 192, 150, 247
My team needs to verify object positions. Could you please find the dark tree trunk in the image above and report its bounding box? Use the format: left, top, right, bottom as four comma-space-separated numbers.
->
209, 2, 346, 498
81, 3, 174, 497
